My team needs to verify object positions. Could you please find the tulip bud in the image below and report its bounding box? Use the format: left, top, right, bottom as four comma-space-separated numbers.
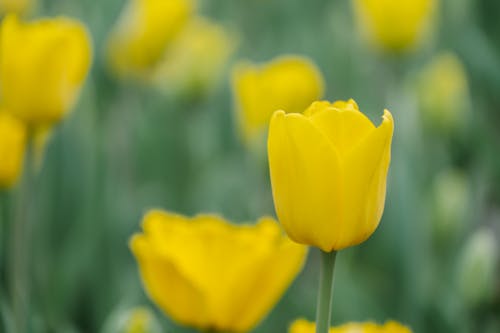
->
417, 52, 470, 132
107, 0, 194, 78
268, 99, 394, 252
0, 15, 92, 126
457, 227, 498, 307
352, 0, 436, 53
152, 17, 234, 97
232, 56, 324, 145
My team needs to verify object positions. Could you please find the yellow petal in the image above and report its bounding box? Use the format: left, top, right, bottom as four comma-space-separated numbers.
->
289, 318, 412, 333
229, 217, 307, 331
306, 99, 375, 154
268, 110, 343, 252
0, 112, 26, 188
340, 110, 394, 248
129, 234, 209, 328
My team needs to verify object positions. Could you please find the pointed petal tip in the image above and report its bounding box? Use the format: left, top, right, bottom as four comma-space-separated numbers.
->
381, 109, 394, 127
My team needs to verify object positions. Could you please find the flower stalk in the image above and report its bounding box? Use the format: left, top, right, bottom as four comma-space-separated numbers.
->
315, 250, 337, 333
9, 134, 35, 332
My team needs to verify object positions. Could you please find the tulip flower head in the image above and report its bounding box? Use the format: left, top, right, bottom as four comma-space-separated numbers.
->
153, 17, 234, 96
268, 100, 394, 252
0, 15, 92, 126
130, 210, 307, 332
107, 0, 194, 78
353, 0, 436, 53
289, 319, 412, 333
232, 56, 324, 144
417, 52, 469, 132
0, 112, 26, 188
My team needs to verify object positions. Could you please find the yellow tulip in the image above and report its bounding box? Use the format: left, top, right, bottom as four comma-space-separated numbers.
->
268, 99, 394, 252
417, 52, 469, 132
232, 56, 324, 143
0, 112, 26, 188
290, 319, 412, 333
0, 0, 33, 14
107, 0, 194, 78
0, 15, 92, 125
153, 17, 234, 96
353, 0, 436, 53
130, 210, 307, 332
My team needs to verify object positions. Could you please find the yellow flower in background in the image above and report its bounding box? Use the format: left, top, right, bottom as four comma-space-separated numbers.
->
0, 15, 92, 125
153, 17, 234, 96
102, 307, 161, 333
417, 52, 469, 132
268, 100, 394, 252
0, 112, 26, 188
353, 0, 436, 53
0, 0, 34, 15
232, 56, 324, 143
289, 318, 412, 333
124, 307, 160, 333
107, 0, 194, 78
130, 210, 307, 332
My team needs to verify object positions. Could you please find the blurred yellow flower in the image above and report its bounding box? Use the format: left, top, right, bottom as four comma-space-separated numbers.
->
102, 306, 161, 333
107, 0, 194, 78
0, 0, 34, 15
0, 112, 26, 188
268, 99, 394, 252
0, 15, 92, 125
353, 0, 436, 53
125, 307, 160, 333
232, 56, 324, 143
153, 17, 234, 96
290, 318, 412, 333
130, 210, 306, 332
417, 52, 469, 132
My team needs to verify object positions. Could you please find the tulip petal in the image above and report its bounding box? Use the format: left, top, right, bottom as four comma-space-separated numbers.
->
229, 218, 307, 331
307, 101, 375, 154
341, 110, 394, 248
268, 110, 344, 252
129, 234, 209, 328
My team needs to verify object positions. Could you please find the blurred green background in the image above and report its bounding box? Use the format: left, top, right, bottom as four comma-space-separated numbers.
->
1, 0, 500, 332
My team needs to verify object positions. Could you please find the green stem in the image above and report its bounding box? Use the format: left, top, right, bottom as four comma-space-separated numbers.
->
10, 135, 35, 332
315, 250, 337, 333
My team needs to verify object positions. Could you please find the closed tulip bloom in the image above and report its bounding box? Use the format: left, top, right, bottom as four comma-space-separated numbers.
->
153, 17, 234, 95
353, 0, 436, 53
0, 15, 92, 125
417, 52, 469, 132
130, 210, 307, 332
0, 112, 26, 188
290, 319, 412, 333
232, 56, 324, 143
268, 100, 394, 252
107, 0, 193, 78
